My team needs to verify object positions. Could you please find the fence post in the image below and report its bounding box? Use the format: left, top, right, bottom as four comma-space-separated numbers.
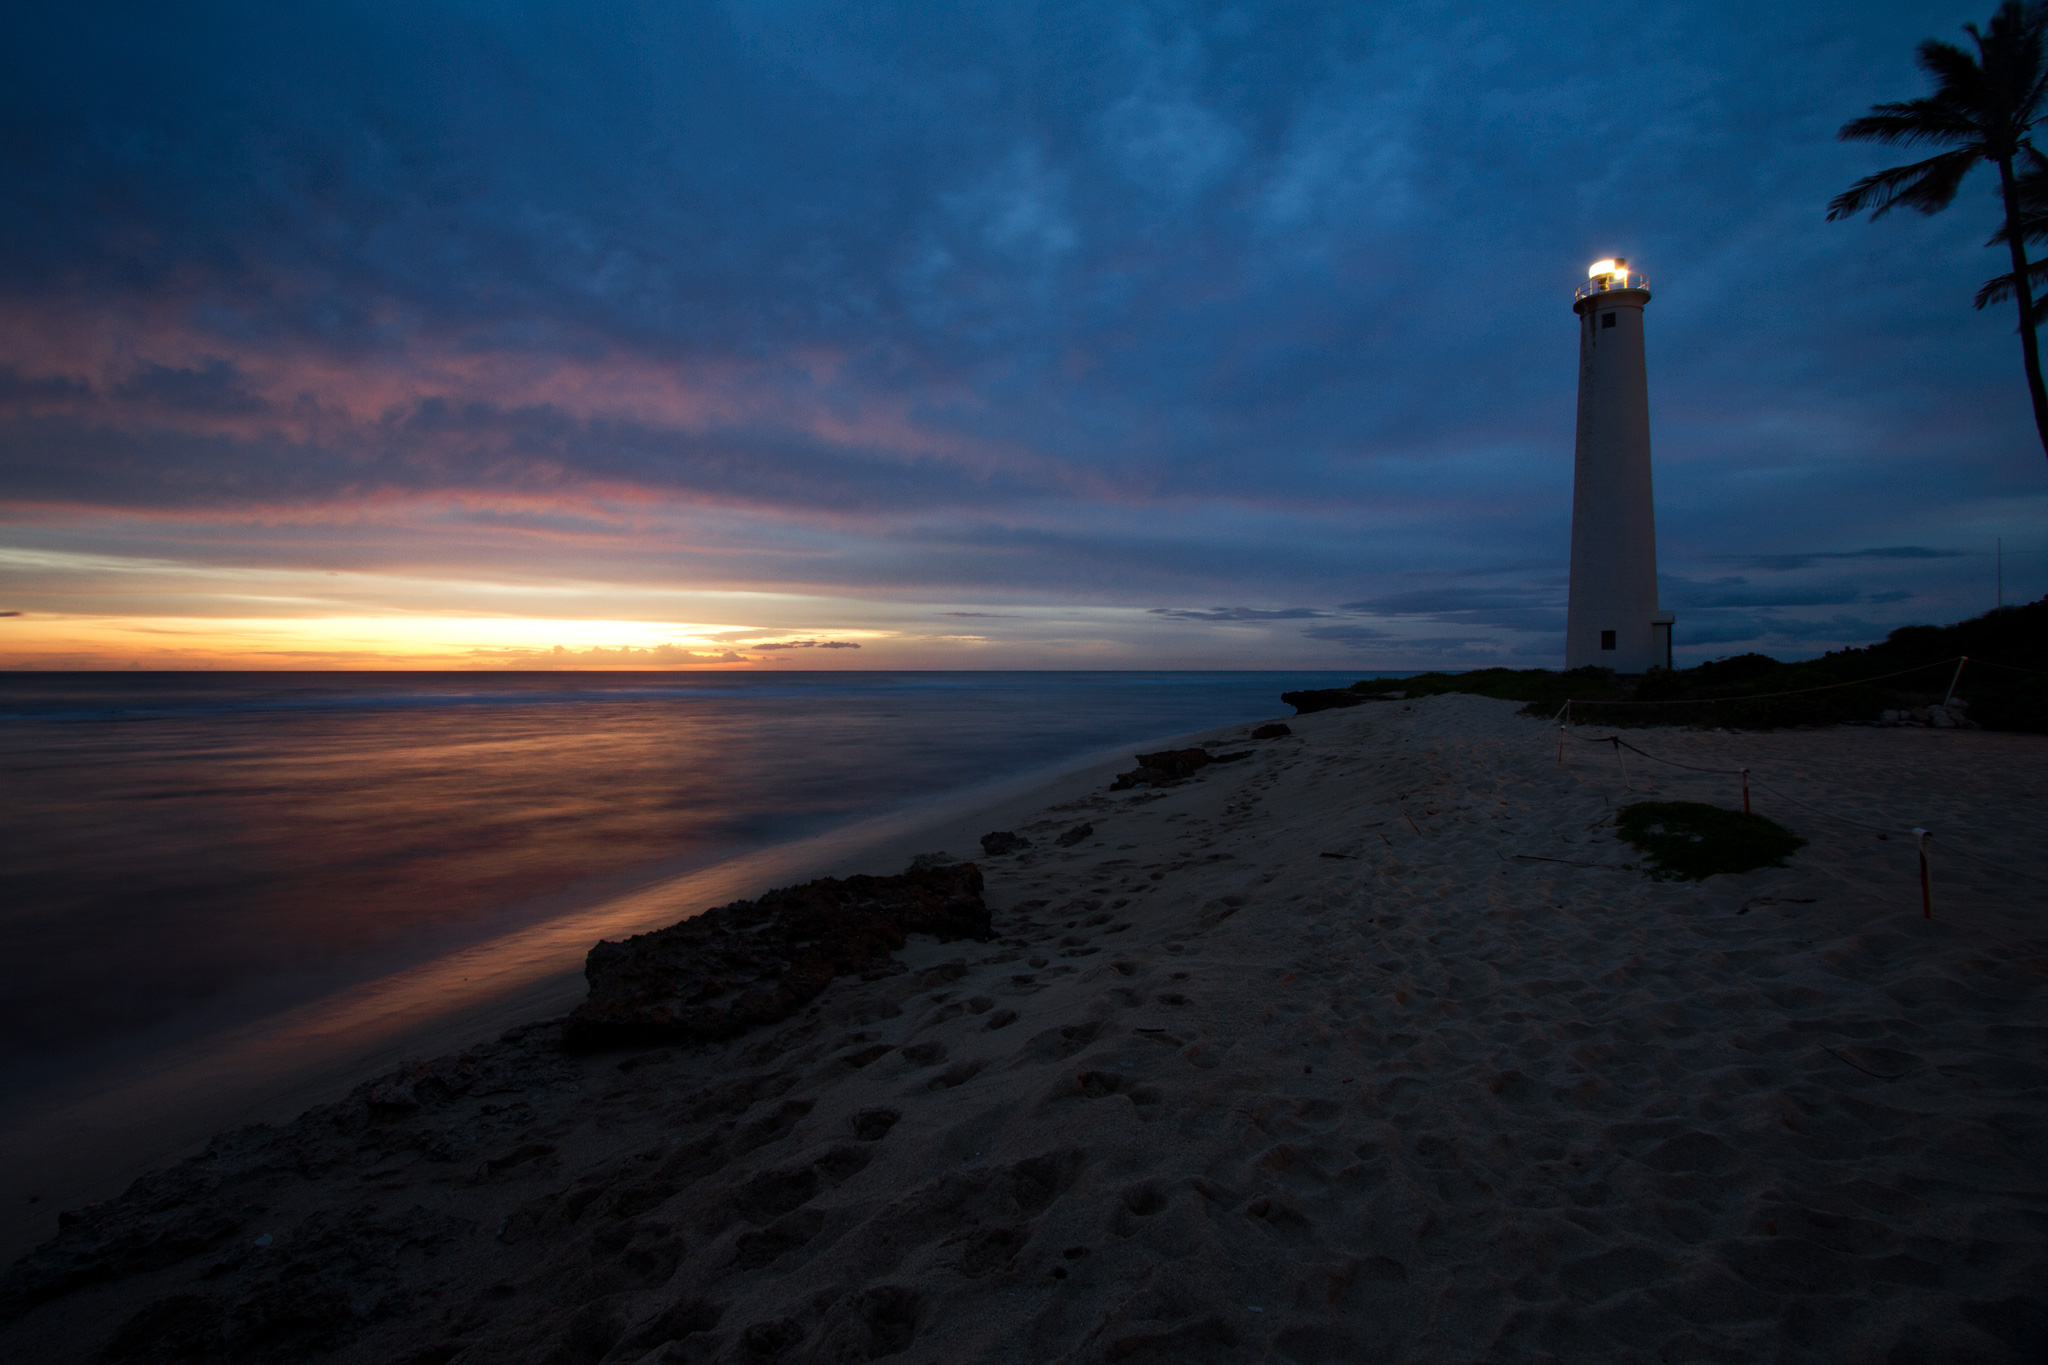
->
1914, 827, 1933, 919
1741, 768, 1750, 815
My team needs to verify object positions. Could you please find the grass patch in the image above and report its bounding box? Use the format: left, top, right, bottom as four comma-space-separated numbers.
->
1615, 801, 1807, 881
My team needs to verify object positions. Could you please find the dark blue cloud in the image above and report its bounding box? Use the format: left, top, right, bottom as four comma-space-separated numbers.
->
1711, 547, 1968, 573
1299, 624, 1400, 647
1661, 580, 1865, 609
1338, 586, 1567, 636
0, 369, 91, 404
113, 360, 269, 415
1677, 614, 1903, 648
1149, 606, 1334, 621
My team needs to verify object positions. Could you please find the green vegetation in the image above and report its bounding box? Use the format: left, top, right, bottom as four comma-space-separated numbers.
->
1615, 801, 1807, 882
1345, 596, 2047, 733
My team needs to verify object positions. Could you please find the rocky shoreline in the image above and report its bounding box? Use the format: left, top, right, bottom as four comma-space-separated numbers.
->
564, 863, 992, 1049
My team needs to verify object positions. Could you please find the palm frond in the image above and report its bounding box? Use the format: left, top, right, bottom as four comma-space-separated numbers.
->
1974, 260, 2048, 324
2025, 0, 2048, 104
1986, 162, 2048, 243
2016, 34, 2048, 121
1838, 97, 1983, 147
1917, 37, 1991, 103
1970, 2, 2048, 135
1827, 147, 1982, 220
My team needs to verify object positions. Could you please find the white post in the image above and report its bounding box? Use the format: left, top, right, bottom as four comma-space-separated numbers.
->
1566, 258, 1669, 674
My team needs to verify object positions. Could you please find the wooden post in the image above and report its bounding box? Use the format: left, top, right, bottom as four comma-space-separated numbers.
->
1741, 768, 1750, 815
1942, 657, 1968, 709
1914, 827, 1932, 919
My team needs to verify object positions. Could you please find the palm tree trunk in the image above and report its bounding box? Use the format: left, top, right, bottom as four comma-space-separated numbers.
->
1997, 152, 2048, 461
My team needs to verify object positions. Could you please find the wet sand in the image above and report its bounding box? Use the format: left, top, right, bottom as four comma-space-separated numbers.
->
0, 728, 1231, 1268
3, 695, 2044, 1363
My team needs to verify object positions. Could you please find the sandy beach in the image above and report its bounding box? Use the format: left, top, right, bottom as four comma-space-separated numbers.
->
3, 693, 2044, 1363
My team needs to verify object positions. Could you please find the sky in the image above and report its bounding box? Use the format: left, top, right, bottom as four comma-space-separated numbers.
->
2, 0, 2044, 671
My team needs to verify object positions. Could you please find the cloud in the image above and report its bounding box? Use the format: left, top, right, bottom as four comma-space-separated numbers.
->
1149, 606, 1335, 622
467, 642, 755, 667
938, 612, 1023, 618
1713, 547, 1967, 573
113, 359, 268, 415
1337, 586, 1565, 636
1302, 626, 1513, 658
1299, 625, 1396, 643
750, 639, 862, 651
0, 367, 91, 406
1662, 581, 1865, 609
1672, 613, 1905, 649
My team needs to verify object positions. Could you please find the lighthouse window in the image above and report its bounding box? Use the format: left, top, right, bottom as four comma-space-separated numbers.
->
1600, 630, 1617, 650
1601, 312, 1617, 329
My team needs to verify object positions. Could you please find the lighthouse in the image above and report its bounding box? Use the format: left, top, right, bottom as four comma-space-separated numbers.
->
1565, 257, 1673, 672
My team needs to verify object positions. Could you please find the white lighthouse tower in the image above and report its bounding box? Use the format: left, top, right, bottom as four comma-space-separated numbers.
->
1565, 257, 1673, 672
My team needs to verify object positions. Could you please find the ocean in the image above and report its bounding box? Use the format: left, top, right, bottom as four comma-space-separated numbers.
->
0, 670, 1365, 1101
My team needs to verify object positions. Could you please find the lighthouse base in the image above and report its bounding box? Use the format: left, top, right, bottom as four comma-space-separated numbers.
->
1565, 610, 1675, 674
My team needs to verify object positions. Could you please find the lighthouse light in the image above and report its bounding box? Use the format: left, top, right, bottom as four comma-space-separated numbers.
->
1576, 258, 1643, 301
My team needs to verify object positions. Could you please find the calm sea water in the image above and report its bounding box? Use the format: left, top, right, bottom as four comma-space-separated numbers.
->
1, 671, 1360, 1088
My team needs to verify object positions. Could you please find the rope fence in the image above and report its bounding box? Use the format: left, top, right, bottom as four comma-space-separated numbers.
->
1547, 707, 2048, 918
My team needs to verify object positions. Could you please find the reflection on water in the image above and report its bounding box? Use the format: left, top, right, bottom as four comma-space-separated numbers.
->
0, 671, 1354, 1087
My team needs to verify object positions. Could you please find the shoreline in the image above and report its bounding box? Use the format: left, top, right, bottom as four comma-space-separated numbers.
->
0, 714, 1259, 1267
4, 695, 2044, 1363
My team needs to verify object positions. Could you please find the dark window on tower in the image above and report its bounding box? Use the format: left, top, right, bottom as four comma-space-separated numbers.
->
1601, 312, 1617, 329
1600, 630, 1617, 650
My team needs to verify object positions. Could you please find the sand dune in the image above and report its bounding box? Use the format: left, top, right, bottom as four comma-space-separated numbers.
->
3, 694, 2044, 1363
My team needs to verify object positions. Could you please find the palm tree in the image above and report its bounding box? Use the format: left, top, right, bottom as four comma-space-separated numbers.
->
1828, 0, 2048, 462
1976, 160, 2048, 318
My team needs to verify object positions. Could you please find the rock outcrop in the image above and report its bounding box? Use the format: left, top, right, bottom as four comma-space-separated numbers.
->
1109, 748, 1249, 790
1279, 688, 1366, 715
563, 864, 991, 1048
1875, 699, 1978, 728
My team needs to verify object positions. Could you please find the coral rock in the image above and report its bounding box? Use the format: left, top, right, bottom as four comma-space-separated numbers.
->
1279, 688, 1367, 714
563, 864, 990, 1048
1109, 748, 1250, 790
